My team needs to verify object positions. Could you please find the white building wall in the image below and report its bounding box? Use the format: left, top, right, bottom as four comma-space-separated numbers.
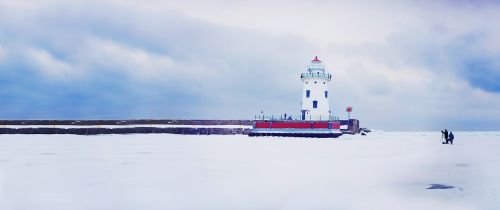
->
300, 57, 332, 120
301, 79, 330, 120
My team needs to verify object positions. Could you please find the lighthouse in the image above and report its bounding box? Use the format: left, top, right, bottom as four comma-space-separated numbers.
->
300, 56, 332, 120
248, 56, 342, 138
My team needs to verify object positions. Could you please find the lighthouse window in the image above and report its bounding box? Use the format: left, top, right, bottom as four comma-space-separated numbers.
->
306, 90, 310, 98
325, 91, 328, 98
314, 81, 317, 84
313, 100, 318, 108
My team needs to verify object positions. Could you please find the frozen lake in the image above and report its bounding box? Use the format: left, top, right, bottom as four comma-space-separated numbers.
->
1, 132, 499, 210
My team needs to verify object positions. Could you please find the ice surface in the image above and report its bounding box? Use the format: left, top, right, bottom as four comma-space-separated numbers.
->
0, 131, 499, 210
427, 184, 455, 189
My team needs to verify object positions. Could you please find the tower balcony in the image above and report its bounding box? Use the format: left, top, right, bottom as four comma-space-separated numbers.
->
301, 72, 332, 81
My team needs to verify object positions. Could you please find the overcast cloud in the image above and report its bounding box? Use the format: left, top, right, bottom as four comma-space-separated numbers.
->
1, 0, 499, 130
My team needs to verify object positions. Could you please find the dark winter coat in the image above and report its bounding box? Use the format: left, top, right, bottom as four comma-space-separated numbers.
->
441, 130, 449, 139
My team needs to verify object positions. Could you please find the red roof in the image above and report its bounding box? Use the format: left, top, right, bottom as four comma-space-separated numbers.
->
312, 56, 321, 62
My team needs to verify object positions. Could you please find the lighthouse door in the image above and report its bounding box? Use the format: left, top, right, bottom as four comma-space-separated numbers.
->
301, 110, 306, 120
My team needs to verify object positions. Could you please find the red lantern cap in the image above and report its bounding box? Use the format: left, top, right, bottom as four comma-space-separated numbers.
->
312, 56, 321, 62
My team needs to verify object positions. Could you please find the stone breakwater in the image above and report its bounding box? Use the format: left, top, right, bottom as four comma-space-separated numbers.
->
0, 120, 252, 135
0, 127, 250, 135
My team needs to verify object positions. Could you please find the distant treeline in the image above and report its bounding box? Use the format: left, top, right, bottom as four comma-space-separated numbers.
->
0, 127, 250, 135
0, 119, 252, 126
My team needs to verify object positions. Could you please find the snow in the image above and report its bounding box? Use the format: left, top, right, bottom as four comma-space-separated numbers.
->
0, 131, 500, 210
2, 124, 252, 129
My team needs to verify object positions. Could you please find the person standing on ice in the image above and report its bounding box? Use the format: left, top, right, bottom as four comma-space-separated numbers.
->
441, 129, 449, 144
448, 132, 454, 145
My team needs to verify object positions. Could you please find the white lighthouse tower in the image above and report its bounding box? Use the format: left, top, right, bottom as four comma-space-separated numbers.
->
300, 56, 332, 120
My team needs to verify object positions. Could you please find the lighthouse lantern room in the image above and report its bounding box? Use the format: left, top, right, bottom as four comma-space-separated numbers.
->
300, 56, 332, 120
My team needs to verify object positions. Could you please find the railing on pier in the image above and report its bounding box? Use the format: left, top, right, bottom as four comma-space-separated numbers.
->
254, 114, 340, 121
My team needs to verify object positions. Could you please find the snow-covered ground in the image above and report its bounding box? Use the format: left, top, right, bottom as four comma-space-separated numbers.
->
0, 132, 499, 210
1, 124, 252, 129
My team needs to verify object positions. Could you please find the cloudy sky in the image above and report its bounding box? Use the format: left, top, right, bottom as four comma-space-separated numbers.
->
1, 0, 500, 130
